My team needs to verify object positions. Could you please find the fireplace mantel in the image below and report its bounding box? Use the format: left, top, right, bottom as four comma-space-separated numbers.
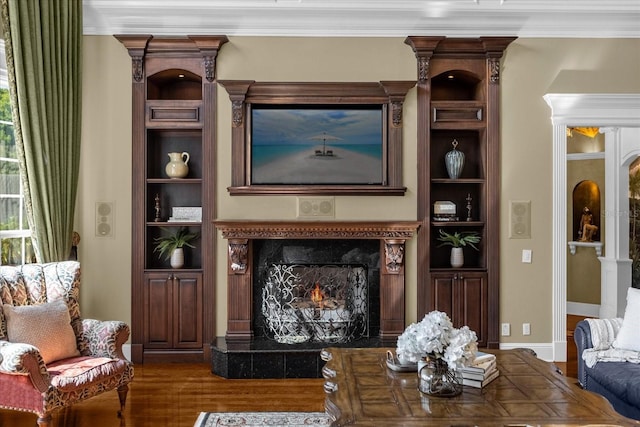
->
215, 220, 421, 240
215, 220, 420, 342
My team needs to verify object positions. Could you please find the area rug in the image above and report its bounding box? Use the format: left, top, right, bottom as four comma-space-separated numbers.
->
194, 411, 332, 427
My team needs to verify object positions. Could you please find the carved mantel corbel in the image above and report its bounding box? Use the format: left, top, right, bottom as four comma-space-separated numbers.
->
228, 239, 249, 274
384, 239, 406, 274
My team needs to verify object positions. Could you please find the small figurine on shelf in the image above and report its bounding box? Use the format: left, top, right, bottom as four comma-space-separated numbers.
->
579, 206, 599, 242
154, 193, 161, 222
466, 193, 473, 222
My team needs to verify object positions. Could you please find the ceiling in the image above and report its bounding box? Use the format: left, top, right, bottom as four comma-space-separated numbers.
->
82, 0, 640, 38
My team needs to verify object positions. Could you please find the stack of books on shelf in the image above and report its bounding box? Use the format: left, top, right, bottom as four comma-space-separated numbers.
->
167, 207, 202, 223
462, 351, 499, 388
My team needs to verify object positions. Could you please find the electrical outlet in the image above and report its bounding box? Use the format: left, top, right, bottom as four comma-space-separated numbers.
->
501, 323, 510, 336
522, 249, 532, 263
523, 323, 531, 336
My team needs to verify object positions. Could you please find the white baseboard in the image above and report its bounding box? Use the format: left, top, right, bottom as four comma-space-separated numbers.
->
567, 301, 600, 317
123, 344, 131, 361
499, 343, 554, 362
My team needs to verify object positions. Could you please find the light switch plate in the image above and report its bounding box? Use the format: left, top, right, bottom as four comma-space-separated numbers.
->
501, 323, 511, 336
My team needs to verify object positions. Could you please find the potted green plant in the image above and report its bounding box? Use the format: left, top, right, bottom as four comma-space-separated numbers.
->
153, 227, 199, 269
436, 229, 481, 268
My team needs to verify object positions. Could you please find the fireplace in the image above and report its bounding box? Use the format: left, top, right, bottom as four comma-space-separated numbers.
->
254, 239, 380, 345
211, 221, 420, 378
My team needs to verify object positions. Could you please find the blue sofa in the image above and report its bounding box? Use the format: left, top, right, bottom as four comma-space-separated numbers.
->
574, 319, 640, 421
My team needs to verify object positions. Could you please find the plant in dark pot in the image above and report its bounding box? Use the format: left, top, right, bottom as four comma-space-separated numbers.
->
436, 229, 480, 268
153, 227, 199, 269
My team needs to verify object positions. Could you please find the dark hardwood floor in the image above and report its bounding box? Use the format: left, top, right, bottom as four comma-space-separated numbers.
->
566, 314, 590, 379
1, 320, 585, 427
0, 363, 325, 427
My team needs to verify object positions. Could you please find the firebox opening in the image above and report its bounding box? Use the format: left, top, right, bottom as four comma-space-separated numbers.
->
261, 264, 368, 344
252, 239, 380, 344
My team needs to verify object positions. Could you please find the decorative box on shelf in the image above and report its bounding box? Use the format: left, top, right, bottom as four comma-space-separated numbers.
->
433, 201, 458, 222
168, 206, 202, 223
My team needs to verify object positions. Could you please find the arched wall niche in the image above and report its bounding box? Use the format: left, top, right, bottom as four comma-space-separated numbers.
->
544, 93, 640, 362
572, 180, 601, 242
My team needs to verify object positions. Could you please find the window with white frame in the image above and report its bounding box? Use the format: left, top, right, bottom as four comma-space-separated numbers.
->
0, 40, 34, 265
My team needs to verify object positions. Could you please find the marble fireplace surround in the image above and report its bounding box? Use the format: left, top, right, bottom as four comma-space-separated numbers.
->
215, 220, 421, 343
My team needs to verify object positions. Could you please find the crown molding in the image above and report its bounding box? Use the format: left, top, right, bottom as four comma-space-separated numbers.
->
544, 93, 640, 127
82, 0, 640, 38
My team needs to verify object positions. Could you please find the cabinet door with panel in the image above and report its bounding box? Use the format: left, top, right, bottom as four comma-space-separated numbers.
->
143, 273, 173, 349
431, 272, 487, 347
144, 272, 203, 350
173, 272, 203, 349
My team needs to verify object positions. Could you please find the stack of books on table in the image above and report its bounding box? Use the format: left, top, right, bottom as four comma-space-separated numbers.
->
462, 352, 499, 388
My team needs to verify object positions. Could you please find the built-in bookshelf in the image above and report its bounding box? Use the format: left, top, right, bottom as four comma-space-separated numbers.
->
116, 35, 228, 363
406, 36, 516, 348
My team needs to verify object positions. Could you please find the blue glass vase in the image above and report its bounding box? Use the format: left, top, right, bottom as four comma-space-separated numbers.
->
445, 139, 465, 180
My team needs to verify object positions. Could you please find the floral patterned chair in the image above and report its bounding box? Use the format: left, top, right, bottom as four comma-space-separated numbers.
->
0, 261, 133, 426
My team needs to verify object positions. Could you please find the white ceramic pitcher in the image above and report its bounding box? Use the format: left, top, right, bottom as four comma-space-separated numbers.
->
165, 152, 190, 178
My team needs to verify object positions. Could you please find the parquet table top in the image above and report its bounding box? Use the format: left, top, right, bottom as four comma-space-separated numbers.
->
322, 347, 638, 426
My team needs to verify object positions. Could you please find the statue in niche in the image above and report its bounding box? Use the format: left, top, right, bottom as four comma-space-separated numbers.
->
579, 206, 599, 242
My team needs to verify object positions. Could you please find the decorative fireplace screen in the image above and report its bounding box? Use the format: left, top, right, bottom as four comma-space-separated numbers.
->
261, 264, 368, 344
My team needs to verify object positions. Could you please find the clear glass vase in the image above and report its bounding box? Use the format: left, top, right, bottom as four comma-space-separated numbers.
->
418, 357, 462, 397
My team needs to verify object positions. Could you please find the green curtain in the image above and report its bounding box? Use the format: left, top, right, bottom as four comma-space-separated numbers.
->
1, 0, 82, 262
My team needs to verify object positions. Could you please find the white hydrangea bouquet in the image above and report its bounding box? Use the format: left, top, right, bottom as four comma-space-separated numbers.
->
396, 310, 478, 370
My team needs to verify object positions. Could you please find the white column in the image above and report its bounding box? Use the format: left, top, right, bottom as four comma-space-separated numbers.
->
552, 123, 567, 362
544, 93, 640, 362
600, 127, 640, 318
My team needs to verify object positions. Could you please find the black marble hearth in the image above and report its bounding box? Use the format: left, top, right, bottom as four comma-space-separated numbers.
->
211, 337, 388, 379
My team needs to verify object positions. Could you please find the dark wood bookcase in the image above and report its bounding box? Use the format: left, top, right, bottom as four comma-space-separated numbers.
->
116, 35, 228, 363
406, 36, 516, 348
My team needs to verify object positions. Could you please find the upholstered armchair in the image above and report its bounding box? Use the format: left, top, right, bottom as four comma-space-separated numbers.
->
0, 261, 133, 426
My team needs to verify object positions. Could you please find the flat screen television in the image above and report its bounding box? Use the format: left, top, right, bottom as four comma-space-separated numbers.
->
250, 105, 385, 185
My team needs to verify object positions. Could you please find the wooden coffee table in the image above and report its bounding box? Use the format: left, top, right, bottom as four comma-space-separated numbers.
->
322, 347, 638, 426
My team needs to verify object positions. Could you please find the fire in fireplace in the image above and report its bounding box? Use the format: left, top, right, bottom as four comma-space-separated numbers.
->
261, 264, 368, 344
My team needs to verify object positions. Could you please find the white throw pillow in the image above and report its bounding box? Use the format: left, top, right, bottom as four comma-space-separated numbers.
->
2, 300, 80, 364
612, 287, 640, 352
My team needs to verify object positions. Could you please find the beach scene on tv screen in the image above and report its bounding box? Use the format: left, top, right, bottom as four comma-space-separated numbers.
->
251, 107, 384, 185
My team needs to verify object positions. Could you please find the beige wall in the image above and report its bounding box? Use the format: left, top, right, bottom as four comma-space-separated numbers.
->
78, 36, 640, 345
78, 36, 132, 322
